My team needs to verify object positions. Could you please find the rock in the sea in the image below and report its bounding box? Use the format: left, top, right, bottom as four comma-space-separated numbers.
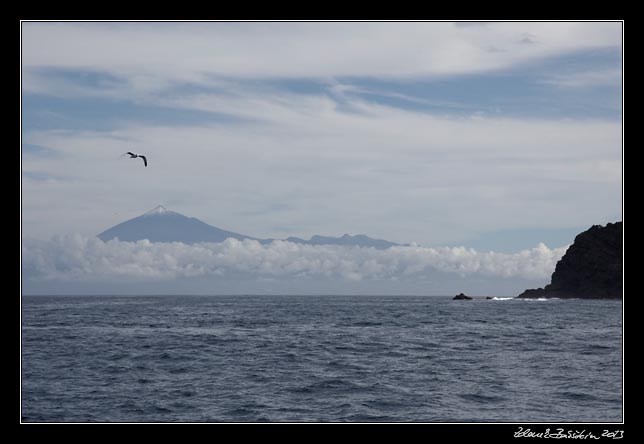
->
453, 293, 473, 300
518, 221, 622, 299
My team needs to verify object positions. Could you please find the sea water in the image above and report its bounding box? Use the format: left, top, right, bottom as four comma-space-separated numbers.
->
21, 295, 622, 422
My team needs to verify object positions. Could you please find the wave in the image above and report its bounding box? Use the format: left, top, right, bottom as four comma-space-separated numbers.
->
492, 297, 553, 301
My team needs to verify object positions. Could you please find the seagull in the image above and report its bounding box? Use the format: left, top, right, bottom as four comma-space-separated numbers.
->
121, 151, 148, 167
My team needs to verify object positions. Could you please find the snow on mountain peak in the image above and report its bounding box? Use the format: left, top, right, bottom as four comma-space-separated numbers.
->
144, 205, 171, 216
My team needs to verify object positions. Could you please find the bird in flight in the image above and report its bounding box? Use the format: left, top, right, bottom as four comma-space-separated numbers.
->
121, 151, 148, 167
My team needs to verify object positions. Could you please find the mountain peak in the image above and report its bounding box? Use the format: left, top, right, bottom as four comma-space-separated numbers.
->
144, 205, 172, 216
99, 206, 252, 243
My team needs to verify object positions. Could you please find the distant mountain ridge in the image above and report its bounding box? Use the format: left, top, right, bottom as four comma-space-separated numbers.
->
98, 206, 402, 249
285, 234, 404, 249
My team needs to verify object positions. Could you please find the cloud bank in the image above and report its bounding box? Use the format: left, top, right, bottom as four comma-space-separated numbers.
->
22, 235, 568, 283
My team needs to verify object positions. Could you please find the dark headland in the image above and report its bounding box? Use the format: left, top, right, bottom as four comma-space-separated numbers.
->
517, 221, 622, 299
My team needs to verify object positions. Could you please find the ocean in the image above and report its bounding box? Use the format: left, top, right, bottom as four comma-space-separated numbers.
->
21, 295, 622, 423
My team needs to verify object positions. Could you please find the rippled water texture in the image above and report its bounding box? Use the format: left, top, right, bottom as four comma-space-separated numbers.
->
21, 295, 622, 422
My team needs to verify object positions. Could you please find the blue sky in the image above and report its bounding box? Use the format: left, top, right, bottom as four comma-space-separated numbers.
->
21, 22, 622, 294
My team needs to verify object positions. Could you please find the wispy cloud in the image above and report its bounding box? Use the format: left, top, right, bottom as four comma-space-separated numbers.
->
22, 235, 568, 282
541, 68, 622, 88
22, 143, 59, 157
519, 33, 538, 45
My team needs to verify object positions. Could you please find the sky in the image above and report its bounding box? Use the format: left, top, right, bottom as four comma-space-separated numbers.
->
21, 21, 623, 295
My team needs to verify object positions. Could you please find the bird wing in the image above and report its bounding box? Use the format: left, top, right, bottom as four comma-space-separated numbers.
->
140, 155, 147, 167
126, 151, 135, 157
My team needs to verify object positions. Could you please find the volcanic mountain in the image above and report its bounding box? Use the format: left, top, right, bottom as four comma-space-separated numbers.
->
98, 206, 261, 244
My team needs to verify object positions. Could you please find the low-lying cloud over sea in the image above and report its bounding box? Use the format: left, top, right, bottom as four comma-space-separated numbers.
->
22, 235, 567, 287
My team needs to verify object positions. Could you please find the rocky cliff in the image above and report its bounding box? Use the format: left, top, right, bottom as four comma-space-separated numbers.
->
517, 222, 622, 299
